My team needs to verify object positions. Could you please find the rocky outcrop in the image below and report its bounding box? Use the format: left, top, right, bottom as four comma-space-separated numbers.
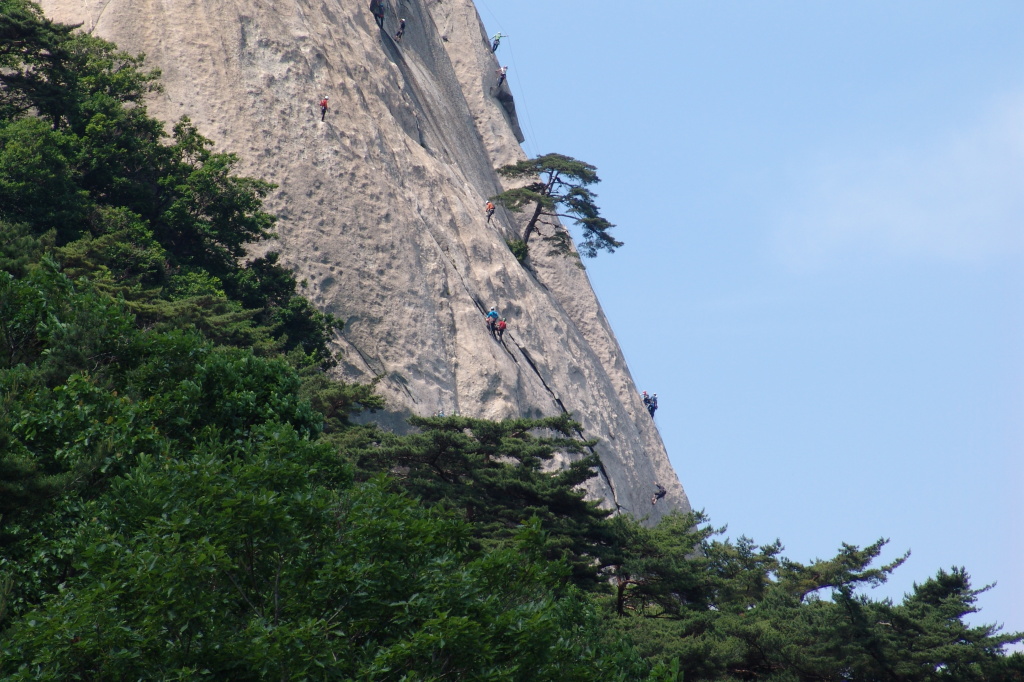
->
39, 0, 690, 519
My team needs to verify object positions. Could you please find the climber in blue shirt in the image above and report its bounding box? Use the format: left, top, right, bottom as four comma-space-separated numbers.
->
485, 307, 499, 337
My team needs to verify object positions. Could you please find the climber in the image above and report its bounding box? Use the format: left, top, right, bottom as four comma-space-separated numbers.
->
496, 66, 508, 88
369, 0, 385, 28
319, 96, 329, 122
647, 393, 658, 418
641, 390, 650, 407
394, 18, 406, 41
485, 200, 495, 222
495, 317, 507, 340
485, 307, 499, 337
491, 32, 506, 53
651, 483, 667, 506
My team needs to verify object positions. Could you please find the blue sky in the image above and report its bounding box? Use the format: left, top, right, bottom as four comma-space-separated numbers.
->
476, 1, 1024, 636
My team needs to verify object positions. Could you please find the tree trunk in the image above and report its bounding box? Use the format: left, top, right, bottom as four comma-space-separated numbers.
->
615, 576, 628, 616
522, 200, 544, 245
522, 171, 559, 246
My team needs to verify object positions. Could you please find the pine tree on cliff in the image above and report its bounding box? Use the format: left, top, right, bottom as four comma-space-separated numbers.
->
491, 153, 622, 258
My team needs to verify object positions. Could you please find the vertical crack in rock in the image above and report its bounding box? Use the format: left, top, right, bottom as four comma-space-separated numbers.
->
514, 344, 565, 414
588, 448, 622, 512
351, 344, 382, 378
511, 338, 621, 512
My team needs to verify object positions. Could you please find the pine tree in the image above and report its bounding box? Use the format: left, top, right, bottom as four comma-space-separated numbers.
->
606, 513, 1024, 680
353, 413, 620, 588
492, 153, 622, 258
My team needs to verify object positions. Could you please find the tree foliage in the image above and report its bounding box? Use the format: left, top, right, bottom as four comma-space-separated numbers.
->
2, 452, 652, 681
604, 512, 1024, 680
352, 413, 622, 588
0, 262, 669, 681
492, 153, 622, 258
0, 264, 668, 681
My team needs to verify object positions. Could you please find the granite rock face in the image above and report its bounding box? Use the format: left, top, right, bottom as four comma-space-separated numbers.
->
40, 0, 690, 520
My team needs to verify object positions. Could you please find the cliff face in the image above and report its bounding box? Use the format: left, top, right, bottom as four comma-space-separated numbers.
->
39, 0, 690, 519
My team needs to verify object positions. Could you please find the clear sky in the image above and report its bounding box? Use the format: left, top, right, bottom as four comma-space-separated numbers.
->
476, 0, 1024, 637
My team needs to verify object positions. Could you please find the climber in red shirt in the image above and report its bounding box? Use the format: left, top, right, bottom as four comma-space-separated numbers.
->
319, 96, 329, 122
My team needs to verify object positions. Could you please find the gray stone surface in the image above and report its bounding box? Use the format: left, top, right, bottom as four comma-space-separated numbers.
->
40, 0, 690, 520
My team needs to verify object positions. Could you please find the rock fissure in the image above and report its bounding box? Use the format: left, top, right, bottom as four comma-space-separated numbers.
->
590, 450, 622, 512
342, 336, 386, 379
507, 333, 621, 511
514, 343, 566, 414
94, 0, 114, 28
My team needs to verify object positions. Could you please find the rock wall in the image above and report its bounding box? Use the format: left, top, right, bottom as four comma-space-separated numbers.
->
39, 0, 691, 519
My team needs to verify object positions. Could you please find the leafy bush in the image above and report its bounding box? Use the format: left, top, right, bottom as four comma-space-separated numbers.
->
507, 238, 528, 263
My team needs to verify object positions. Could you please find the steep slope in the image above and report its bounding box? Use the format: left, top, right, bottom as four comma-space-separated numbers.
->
40, 0, 690, 519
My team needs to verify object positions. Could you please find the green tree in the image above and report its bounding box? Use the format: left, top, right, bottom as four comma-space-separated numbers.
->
0, 222, 52, 278
0, 262, 327, 625
353, 413, 621, 589
154, 118, 277, 281
0, 118, 88, 235
606, 511, 717, 618
492, 153, 621, 258
0, 0, 77, 122
606, 512, 1024, 681
0, 392, 660, 680
0, 262, 669, 681
1, 460, 658, 680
